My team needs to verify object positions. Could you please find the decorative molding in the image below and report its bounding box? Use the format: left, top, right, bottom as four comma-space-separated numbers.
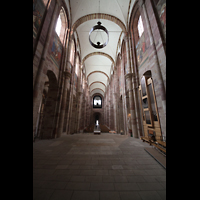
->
125, 72, 133, 79
89, 81, 106, 89
71, 13, 126, 35
90, 88, 105, 94
63, 70, 72, 79
82, 52, 114, 64
87, 71, 109, 81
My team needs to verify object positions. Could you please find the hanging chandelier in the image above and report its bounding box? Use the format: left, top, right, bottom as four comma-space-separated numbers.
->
89, 0, 109, 49
89, 21, 109, 49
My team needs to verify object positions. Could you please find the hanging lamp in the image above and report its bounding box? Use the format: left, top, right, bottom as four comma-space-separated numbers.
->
89, 0, 109, 49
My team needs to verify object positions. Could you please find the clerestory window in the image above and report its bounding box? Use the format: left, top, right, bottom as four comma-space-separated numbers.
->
138, 15, 144, 37
93, 96, 102, 108
55, 15, 62, 36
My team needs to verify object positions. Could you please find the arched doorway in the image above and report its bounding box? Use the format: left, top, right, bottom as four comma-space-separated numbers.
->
95, 114, 99, 124
94, 112, 101, 125
40, 70, 58, 139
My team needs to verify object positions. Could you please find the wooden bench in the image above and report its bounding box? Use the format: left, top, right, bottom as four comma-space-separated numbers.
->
141, 136, 149, 142
156, 140, 166, 148
141, 136, 166, 154
152, 142, 166, 154
141, 136, 154, 145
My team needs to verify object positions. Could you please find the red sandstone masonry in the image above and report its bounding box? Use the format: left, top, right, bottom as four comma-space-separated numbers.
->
33, 0, 166, 139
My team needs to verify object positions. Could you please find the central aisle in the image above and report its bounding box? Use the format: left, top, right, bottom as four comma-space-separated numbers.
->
33, 133, 166, 200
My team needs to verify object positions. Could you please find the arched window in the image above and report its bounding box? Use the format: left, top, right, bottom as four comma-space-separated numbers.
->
55, 15, 62, 36
50, 7, 68, 68
132, 12, 146, 66
75, 55, 80, 76
93, 96, 102, 108
55, 7, 67, 44
70, 40, 75, 65
137, 16, 144, 37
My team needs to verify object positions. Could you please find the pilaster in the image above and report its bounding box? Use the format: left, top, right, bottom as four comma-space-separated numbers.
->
33, 1, 59, 140
57, 70, 72, 137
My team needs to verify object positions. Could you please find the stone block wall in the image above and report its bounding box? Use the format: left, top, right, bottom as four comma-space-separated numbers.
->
33, 0, 166, 140
128, 0, 166, 136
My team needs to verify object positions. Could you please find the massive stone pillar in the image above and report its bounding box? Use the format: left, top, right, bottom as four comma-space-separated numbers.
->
66, 72, 74, 135
113, 68, 118, 133
128, 33, 143, 138
104, 93, 107, 126
83, 97, 87, 129
113, 93, 118, 133
105, 98, 107, 126
120, 54, 128, 136
124, 34, 138, 138
77, 91, 83, 133
108, 87, 111, 129
85, 89, 91, 128
57, 71, 71, 137
33, 1, 59, 140
125, 73, 138, 138
109, 80, 114, 130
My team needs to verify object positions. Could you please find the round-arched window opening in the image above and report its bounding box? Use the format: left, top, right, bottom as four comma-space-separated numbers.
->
55, 7, 67, 45
55, 15, 62, 36
93, 96, 102, 108
138, 15, 144, 38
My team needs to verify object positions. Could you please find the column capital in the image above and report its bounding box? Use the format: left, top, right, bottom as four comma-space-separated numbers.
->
123, 32, 129, 42
63, 71, 72, 79
125, 72, 133, 80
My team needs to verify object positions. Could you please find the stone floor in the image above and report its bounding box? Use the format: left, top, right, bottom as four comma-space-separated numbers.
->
33, 133, 166, 200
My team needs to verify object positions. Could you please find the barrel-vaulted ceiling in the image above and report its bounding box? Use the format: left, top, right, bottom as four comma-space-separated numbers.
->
69, 0, 135, 96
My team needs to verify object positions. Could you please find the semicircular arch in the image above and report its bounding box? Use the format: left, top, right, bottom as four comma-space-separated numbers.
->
91, 88, 105, 94
71, 13, 126, 35
89, 81, 106, 89
87, 71, 109, 81
82, 52, 114, 64
90, 89, 105, 97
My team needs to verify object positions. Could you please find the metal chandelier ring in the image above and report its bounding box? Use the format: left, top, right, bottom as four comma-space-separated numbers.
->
89, 22, 109, 49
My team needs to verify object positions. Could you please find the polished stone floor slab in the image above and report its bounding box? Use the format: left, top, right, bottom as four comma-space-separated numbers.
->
33, 133, 166, 200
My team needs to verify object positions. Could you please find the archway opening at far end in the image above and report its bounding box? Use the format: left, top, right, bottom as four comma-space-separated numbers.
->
93, 95, 102, 108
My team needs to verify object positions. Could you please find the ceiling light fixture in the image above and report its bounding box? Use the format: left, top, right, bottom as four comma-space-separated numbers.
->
89, 0, 109, 49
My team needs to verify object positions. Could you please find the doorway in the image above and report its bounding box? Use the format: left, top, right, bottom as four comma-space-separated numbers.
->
95, 114, 99, 124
